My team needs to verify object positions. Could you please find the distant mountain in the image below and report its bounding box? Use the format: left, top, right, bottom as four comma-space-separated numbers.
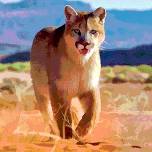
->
0, 0, 152, 54
0, 51, 30, 63
101, 44, 152, 66
1, 44, 152, 66
0, 43, 28, 54
0, 0, 92, 54
105, 10, 152, 49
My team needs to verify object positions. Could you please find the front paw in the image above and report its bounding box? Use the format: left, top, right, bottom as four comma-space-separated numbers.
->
75, 121, 90, 137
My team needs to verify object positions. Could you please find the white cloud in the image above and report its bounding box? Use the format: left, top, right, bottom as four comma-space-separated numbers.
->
75, 0, 152, 10
0, 0, 22, 4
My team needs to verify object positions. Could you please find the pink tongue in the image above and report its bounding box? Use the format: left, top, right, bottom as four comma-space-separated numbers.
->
79, 48, 89, 55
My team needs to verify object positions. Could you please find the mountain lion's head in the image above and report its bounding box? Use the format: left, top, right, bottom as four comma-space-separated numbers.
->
64, 5, 106, 62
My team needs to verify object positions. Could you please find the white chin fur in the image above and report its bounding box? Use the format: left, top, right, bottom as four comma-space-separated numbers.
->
86, 45, 92, 50
82, 48, 94, 63
77, 44, 84, 50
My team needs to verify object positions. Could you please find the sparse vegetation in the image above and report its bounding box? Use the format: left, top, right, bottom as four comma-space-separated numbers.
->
0, 63, 152, 151
101, 65, 152, 83
137, 65, 152, 74
143, 83, 152, 91
0, 77, 36, 110
0, 62, 152, 83
0, 63, 151, 111
0, 62, 30, 72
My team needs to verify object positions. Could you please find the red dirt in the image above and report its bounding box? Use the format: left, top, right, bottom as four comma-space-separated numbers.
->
0, 83, 152, 151
1, 110, 151, 151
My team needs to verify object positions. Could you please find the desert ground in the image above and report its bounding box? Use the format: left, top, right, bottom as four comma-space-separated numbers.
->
0, 63, 152, 151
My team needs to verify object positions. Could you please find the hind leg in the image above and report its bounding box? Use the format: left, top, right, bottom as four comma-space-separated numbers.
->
31, 63, 59, 136
33, 84, 60, 136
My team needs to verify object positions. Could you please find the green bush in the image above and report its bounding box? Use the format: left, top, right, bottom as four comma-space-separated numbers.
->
102, 65, 152, 83
0, 64, 8, 71
124, 66, 139, 72
137, 65, 152, 74
0, 62, 30, 72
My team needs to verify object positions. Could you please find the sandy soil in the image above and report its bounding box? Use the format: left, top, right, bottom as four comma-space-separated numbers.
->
0, 72, 152, 151
0, 71, 31, 83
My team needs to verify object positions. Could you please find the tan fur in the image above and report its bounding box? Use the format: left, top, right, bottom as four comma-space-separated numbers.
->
30, 5, 106, 139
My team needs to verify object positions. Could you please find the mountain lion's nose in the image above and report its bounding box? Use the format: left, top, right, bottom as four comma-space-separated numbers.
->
75, 41, 90, 49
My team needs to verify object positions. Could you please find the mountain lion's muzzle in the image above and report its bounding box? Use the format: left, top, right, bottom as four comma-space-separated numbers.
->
75, 41, 93, 55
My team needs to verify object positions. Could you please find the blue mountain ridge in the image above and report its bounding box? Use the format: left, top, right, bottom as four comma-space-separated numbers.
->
1, 44, 152, 66
0, 0, 151, 54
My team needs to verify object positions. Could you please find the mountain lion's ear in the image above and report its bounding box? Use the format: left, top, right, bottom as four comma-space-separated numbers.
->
93, 7, 106, 23
64, 5, 78, 23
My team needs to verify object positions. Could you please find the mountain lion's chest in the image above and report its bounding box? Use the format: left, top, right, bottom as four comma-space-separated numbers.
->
55, 58, 100, 98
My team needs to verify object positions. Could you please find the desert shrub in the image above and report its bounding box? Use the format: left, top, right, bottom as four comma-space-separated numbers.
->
144, 84, 152, 91
112, 73, 127, 83
114, 92, 149, 112
145, 74, 152, 83
102, 65, 152, 83
117, 73, 126, 80
124, 66, 139, 72
0, 63, 8, 71
112, 65, 127, 74
101, 66, 115, 82
0, 77, 36, 110
101, 66, 113, 73
0, 62, 30, 72
137, 65, 152, 74
7, 62, 30, 72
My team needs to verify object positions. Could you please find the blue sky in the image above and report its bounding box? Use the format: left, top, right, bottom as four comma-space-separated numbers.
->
1, 0, 152, 10
71, 0, 152, 10
0, 0, 21, 3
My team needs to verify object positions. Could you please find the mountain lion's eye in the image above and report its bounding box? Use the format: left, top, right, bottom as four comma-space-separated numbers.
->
73, 29, 81, 35
90, 30, 97, 35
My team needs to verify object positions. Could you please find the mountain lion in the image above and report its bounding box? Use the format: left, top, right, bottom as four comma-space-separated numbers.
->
30, 5, 106, 139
